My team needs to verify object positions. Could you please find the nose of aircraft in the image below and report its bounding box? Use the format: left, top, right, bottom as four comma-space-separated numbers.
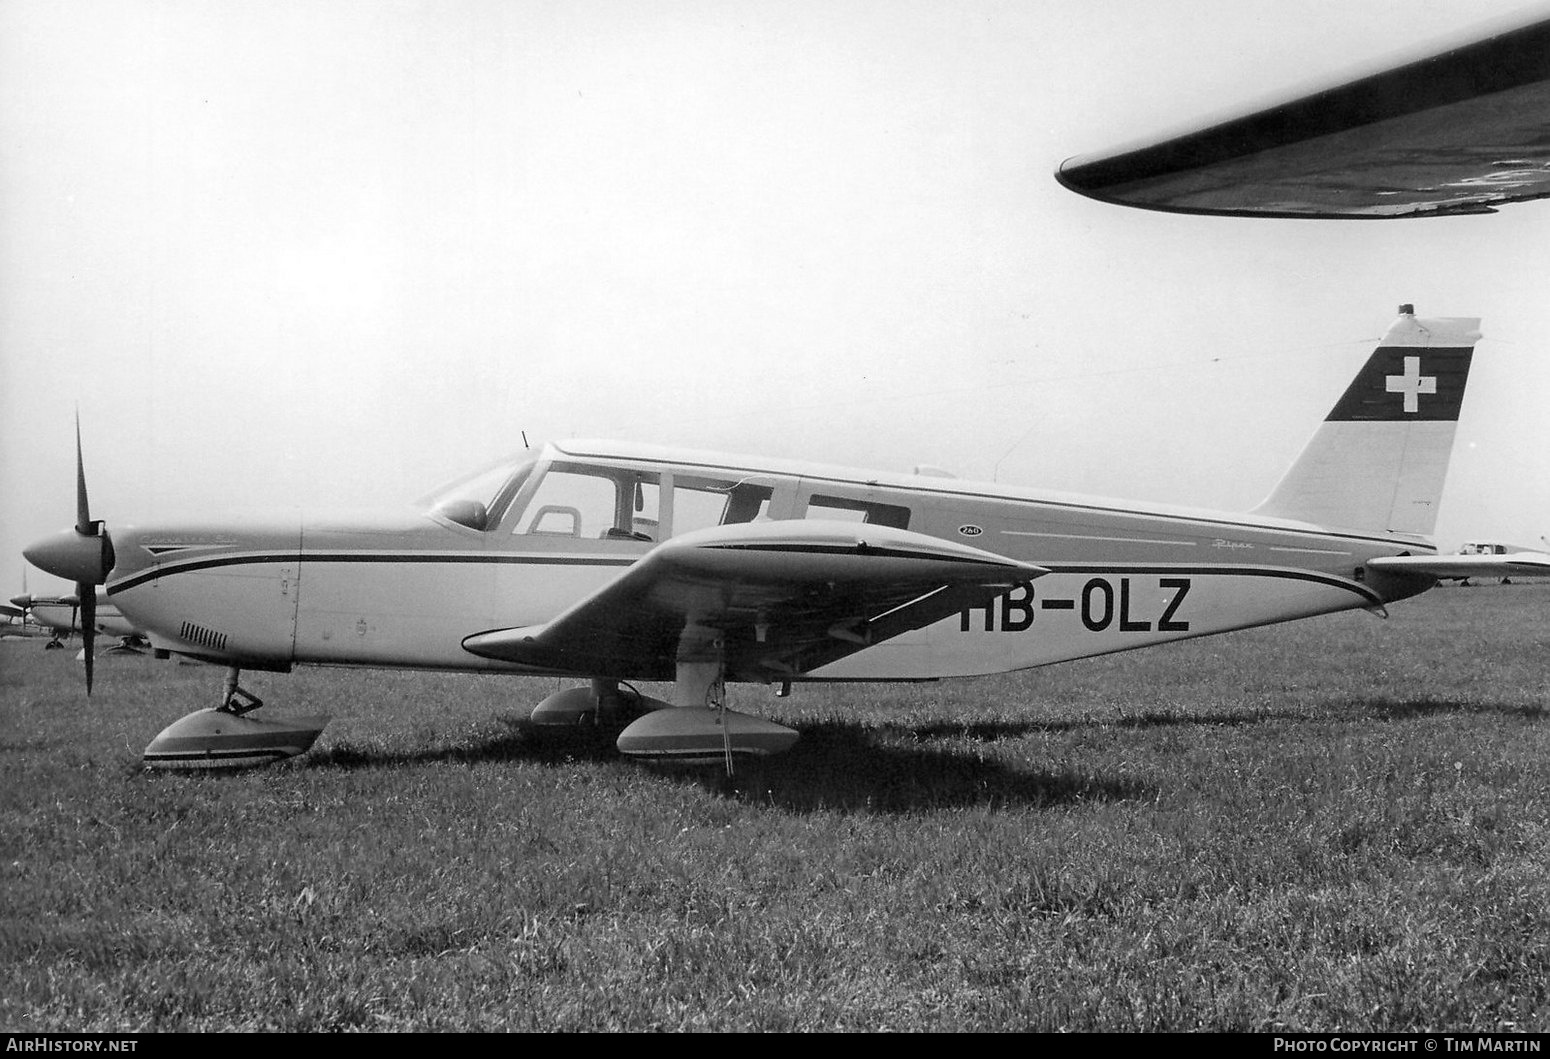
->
24, 527, 115, 585
29, 416, 117, 694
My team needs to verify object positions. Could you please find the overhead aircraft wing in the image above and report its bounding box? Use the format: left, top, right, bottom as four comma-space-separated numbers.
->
463, 520, 1046, 682
1368, 553, 1550, 579
1057, 11, 1550, 218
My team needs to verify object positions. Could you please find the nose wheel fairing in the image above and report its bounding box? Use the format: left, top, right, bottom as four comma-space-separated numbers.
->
142, 666, 329, 770
141, 708, 329, 770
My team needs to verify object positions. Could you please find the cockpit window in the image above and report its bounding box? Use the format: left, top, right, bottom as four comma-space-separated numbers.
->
421, 453, 538, 531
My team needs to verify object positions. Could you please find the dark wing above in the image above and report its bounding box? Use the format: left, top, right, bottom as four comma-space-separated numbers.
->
1058, 11, 1550, 218
462, 520, 1045, 682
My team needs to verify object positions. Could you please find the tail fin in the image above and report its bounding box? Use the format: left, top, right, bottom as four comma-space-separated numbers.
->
1254, 305, 1480, 537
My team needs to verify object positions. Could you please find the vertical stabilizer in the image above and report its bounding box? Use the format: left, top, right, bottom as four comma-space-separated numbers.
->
1254, 306, 1479, 537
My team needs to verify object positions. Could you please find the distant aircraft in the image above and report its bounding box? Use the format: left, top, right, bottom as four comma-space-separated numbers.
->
0, 601, 43, 638
7, 589, 147, 651
1392, 539, 1550, 586
25, 306, 1545, 771
1058, 8, 1550, 219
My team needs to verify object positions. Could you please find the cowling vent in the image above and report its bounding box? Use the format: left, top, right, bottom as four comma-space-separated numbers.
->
180, 621, 228, 653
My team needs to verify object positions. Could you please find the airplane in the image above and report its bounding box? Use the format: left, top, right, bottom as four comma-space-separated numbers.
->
1406, 539, 1550, 586
0, 601, 44, 639
1057, 7, 1550, 219
23, 304, 1549, 771
7, 588, 147, 652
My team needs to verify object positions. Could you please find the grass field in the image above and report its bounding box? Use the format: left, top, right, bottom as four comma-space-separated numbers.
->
2, 583, 1547, 1032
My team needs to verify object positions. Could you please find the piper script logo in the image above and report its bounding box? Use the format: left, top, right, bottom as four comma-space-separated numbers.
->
1385, 355, 1437, 414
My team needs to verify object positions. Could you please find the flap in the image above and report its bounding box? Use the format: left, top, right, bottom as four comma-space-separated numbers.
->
462, 520, 1045, 681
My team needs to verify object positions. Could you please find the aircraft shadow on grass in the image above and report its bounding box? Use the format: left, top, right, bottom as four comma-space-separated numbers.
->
243, 695, 1542, 810
909, 695, 1548, 740
299, 715, 1157, 812
1349, 696, 1548, 722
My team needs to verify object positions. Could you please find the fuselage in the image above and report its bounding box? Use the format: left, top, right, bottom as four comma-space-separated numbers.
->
104, 439, 1435, 681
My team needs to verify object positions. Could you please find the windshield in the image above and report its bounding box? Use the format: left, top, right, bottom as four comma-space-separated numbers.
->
420, 452, 539, 530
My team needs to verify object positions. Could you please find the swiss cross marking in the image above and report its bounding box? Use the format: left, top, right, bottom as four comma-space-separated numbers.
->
1385, 355, 1436, 413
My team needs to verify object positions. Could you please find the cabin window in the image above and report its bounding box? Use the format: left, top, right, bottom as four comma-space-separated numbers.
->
805, 494, 910, 529
668, 477, 776, 538
511, 463, 660, 540
671, 478, 732, 537
723, 482, 775, 524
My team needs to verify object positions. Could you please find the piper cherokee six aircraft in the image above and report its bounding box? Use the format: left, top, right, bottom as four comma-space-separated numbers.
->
25, 305, 1548, 770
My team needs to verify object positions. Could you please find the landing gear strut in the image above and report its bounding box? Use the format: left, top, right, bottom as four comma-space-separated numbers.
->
220, 667, 264, 715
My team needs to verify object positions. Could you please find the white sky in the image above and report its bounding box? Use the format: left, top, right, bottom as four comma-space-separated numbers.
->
5, 0, 1550, 597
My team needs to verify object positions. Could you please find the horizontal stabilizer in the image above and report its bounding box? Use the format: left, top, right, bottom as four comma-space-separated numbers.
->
1368, 553, 1550, 580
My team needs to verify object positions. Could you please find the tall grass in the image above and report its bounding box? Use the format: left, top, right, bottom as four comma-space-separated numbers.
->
2, 584, 1546, 1030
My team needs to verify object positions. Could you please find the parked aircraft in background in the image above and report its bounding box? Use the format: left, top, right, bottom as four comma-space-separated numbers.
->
7, 588, 147, 652
1391, 539, 1550, 586
1, 601, 44, 639
25, 306, 1543, 771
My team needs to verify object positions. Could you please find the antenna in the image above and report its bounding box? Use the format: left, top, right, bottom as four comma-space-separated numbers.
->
521, 431, 529, 450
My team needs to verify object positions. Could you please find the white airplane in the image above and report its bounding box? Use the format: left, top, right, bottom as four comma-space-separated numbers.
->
0, 601, 43, 638
1404, 539, 1550, 586
25, 305, 1548, 770
7, 589, 145, 652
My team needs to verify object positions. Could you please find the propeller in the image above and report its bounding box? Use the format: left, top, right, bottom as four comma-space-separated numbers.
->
22, 416, 115, 693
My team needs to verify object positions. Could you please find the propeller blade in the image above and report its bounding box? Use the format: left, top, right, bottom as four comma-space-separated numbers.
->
79, 584, 95, 695
26, 415, 116, 586
23, 414, 115, 696
75, 415, 91, 535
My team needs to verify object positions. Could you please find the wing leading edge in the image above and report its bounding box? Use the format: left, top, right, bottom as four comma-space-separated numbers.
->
1058, 11, 1550, 219
462, 520, 1046, 681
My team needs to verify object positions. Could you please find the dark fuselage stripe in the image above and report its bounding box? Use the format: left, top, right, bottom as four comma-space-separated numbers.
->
108, 551, 637, 594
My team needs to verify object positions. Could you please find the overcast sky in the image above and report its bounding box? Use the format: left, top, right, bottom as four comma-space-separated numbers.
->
5, 0, 1550, 598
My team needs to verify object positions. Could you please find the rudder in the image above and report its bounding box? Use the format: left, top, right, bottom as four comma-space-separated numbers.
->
1254, 305, 1480, 538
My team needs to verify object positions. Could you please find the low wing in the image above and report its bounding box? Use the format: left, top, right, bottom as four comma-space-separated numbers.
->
1369, 553, 1550, 579
1058, 11, 1550, 218
463, 520, 1045, 681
